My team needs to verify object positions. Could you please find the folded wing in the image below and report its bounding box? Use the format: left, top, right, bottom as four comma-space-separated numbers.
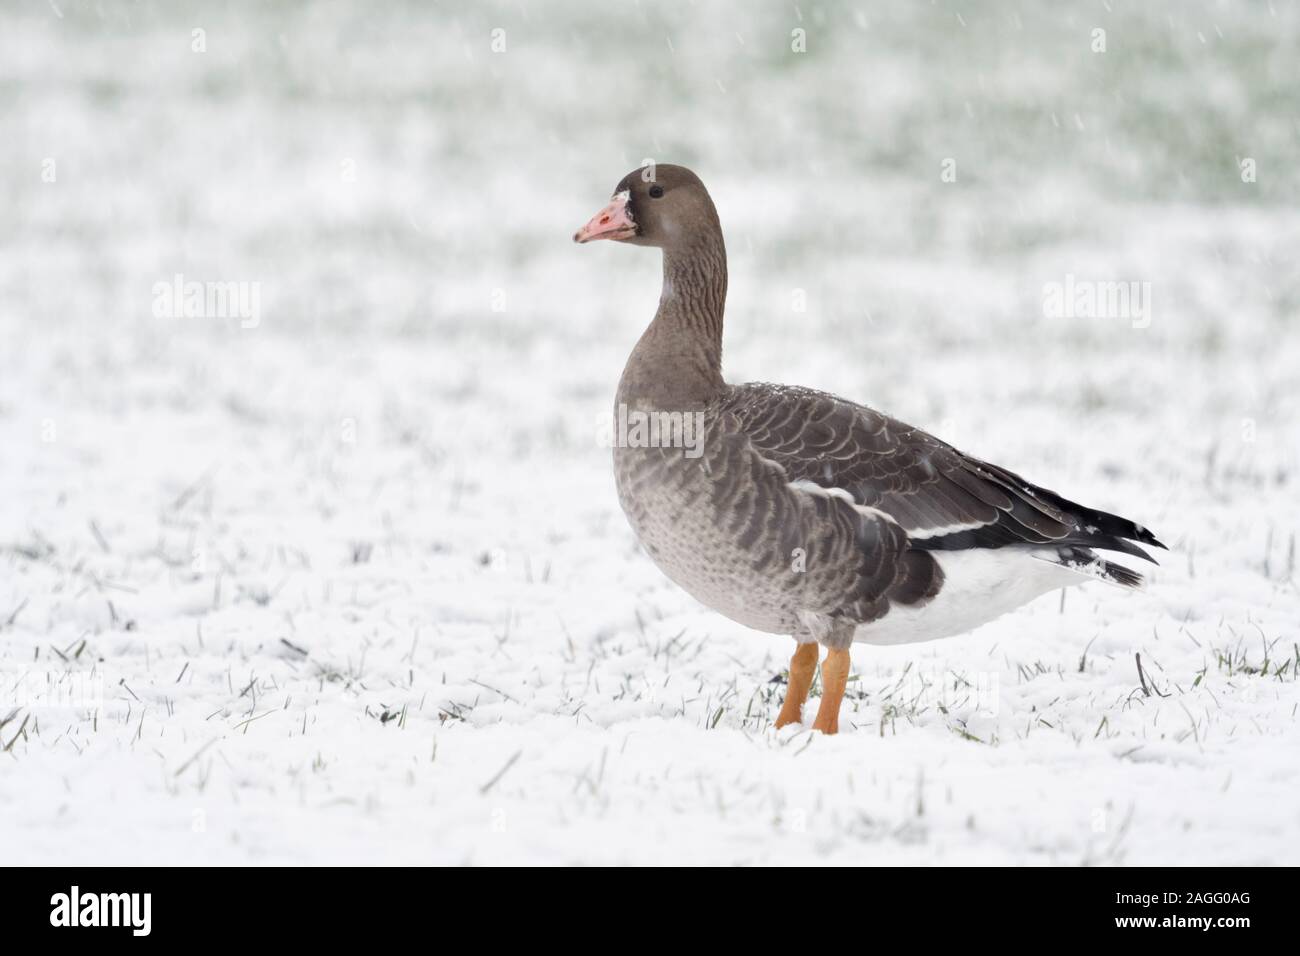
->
721, 383, 1166, 563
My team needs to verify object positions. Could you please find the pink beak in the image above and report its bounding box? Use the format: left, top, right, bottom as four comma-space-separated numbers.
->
573, 192, 637, 243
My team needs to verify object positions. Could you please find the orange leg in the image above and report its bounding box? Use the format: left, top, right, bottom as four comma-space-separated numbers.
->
775, 642, 820, 729
812, 647, 851, 735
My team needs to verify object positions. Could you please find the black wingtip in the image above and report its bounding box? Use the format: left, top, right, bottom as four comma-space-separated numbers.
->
1006, 476, 1167, 556
1129, 522, 1168, 551
1075, 513, 1166, 562
1137, 532, 1167, 556
1092, 535, 1160, 565
1051, 546, 1146, 588
1101, 559, 1144, 589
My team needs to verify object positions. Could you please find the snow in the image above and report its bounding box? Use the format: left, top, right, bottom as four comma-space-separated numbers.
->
2, 1, 1298, 865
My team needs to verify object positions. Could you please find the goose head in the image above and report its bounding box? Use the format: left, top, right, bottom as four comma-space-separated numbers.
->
574, 164, 720, 250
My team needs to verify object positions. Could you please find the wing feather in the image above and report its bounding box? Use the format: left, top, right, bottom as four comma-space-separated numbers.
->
721, 383, 1166, 561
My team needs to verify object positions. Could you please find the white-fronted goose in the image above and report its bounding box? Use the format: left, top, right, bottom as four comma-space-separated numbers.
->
575, 164, 1165, 735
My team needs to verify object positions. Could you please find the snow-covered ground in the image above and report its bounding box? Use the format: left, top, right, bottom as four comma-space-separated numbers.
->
3, 1, 1298, 865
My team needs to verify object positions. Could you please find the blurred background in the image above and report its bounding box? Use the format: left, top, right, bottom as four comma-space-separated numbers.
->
1, 1, 1297, 864
5, 1, 1296, 516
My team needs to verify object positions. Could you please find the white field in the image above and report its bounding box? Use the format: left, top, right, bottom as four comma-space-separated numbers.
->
2, 1, 1298, 865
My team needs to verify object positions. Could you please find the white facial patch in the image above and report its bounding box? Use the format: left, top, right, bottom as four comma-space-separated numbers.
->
612, 190, 634, 223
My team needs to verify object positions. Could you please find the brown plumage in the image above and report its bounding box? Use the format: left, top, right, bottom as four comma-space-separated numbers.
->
575, 164, 1165, 734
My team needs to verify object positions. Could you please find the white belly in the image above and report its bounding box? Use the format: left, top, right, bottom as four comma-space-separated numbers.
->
854, 548, 1080, 646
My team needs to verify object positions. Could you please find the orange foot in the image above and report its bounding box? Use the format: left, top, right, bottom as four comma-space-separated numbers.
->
811, 647, 850, 735
774, 642, 819, 729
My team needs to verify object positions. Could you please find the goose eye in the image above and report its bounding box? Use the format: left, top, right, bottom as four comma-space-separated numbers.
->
648, 184, 664, 199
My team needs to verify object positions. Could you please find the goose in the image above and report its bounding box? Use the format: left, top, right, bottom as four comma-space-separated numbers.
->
574, 164, 1165, 735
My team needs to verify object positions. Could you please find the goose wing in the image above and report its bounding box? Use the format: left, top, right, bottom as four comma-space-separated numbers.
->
647, 410, 944, 626
721, 383, 1165, 562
